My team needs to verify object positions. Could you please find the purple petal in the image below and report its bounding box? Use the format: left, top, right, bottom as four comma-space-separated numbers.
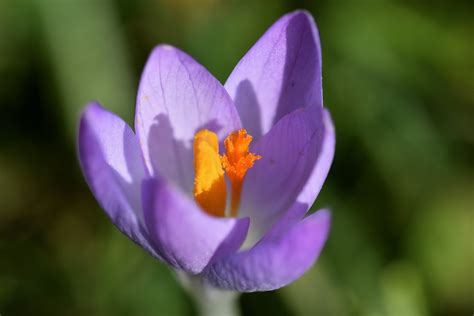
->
77, 102, 161, 259
135, 45, 241, 194
204, 209, 331, 292
295, 109, 335, 206
225, 10, 322, 140
239, 106, 325, 237
141, 178, 250, 274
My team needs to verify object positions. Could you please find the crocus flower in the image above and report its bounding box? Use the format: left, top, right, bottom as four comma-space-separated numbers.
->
78, 10, 334, 294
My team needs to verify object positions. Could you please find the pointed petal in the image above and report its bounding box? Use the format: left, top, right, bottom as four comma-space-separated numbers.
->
225, 10, 322, 140
239, 106, 325, 236
135, 45, 241, 194
77, 102, 161, 259
204, 209, 331, 292
141, 178, 250, 274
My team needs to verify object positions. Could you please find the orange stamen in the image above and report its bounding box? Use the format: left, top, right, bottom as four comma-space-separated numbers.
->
221, 129, 261, 217
193, 129, 226, 217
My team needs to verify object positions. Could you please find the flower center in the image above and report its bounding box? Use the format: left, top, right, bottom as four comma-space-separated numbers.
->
221, 129, 262, 216
193, 128, 261, 217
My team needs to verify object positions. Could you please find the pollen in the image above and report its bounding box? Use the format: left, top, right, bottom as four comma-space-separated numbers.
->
193, 129, 227, 217
221, 128, 261, 217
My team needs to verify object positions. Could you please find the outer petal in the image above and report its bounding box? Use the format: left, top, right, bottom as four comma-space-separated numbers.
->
135, 45, 241, 194
203, 209, 331, 292
239, 106, 324, 236
225, 10, 322, 140
77, 102, 160, 259
295, 109, 335, 206
141, 178, 250, 274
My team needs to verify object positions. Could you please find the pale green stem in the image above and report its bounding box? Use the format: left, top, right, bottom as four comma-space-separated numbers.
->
176, 271, 240, 316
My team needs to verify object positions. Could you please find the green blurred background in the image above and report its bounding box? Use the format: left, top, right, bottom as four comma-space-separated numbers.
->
1, 0, 472, 315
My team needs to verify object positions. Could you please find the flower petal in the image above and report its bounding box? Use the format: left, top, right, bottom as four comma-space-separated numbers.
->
239, 106, 325, 237
77, 102, 161, 259
225, 10, 322, 140
295, 109, 335, 206
135, 45, 241, 194
141, 178, 250, 274
203, 209, 331, 292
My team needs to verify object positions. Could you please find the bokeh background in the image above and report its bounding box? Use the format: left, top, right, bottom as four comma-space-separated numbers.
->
1, 0, 472, 315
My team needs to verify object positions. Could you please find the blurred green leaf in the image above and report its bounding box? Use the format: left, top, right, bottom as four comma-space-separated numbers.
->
408, 180, 474, 312
35, 0, 135, 136
381, 262, 428, 316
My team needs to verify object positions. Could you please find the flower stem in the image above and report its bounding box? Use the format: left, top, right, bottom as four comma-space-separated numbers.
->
176, 271, 240, 316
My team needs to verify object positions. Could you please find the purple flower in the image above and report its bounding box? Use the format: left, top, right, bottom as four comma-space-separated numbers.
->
78, 10, 334, 293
